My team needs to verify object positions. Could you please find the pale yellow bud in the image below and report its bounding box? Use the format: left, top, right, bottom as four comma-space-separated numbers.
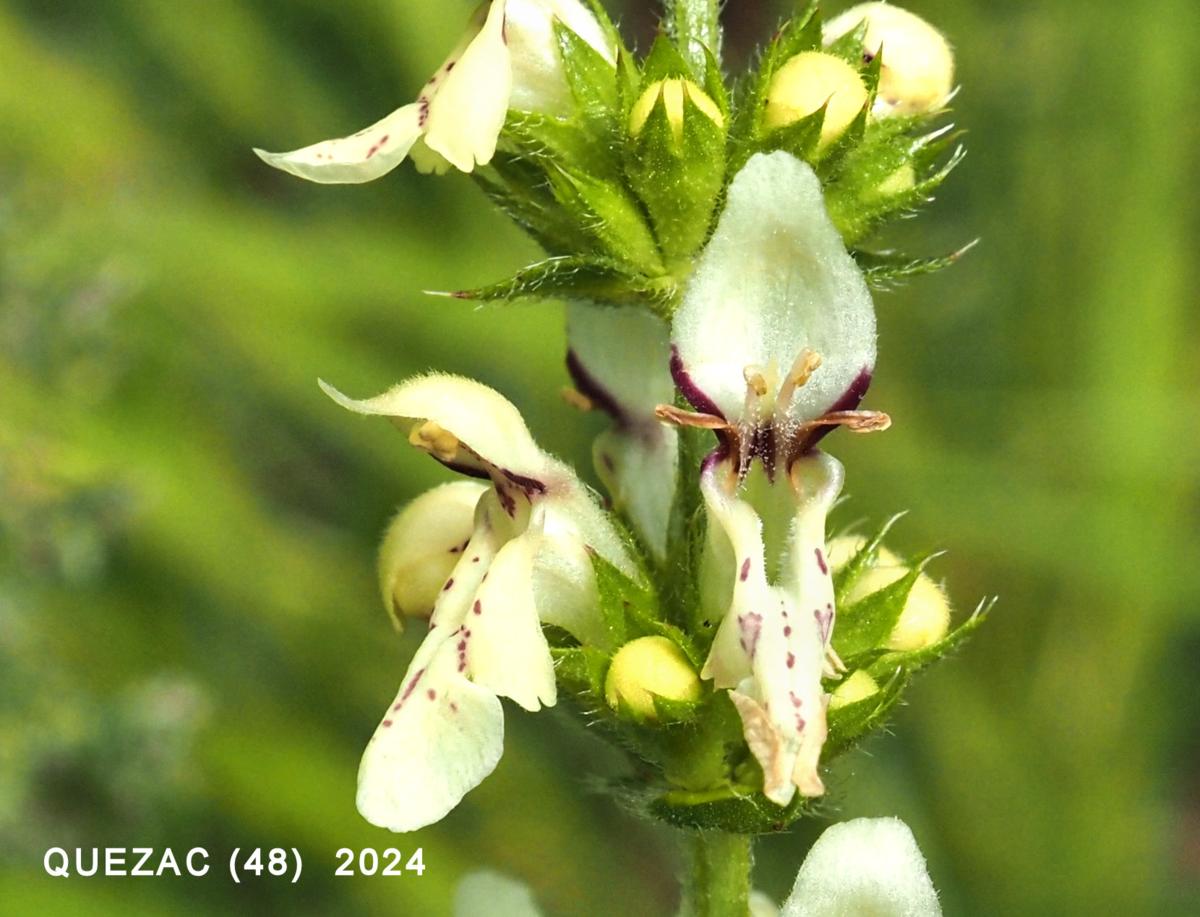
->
604, 636, 702, 718
824, 3, 955, 117
629, 78, 724, 143
378, 481, 487, 630
825, 535, 951, 652
875, 163, 916, 197
764, 51, 869, 150
829, 669, 880, 710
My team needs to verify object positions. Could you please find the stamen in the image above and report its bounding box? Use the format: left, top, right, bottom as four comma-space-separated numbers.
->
654, 403, 729, 430
775, 349, 822, 419
560, 387, 594, 412
408, 420, 460, 462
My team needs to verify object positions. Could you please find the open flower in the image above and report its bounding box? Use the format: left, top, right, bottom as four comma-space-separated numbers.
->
566, 303, 677, 558
323, 374, 633, 831
662, 151, 886, 806
255, 0, 615, 182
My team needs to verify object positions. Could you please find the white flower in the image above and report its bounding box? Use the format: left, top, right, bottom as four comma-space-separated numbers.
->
323, 374, 632, 831
663, 151, 887, 806
774, 817, 942, 916
823, 3, 956, 118
254, 0, 614, 182
454, 871, 544, 917
566, 302, 678, 558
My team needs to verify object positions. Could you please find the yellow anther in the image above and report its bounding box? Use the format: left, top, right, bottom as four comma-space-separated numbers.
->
743, 366, 769, 397
408, 420, 460, 463
560, 387, 595, 412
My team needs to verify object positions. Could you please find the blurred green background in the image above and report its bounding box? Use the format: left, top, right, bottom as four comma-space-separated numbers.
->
1, 0, 1197, 914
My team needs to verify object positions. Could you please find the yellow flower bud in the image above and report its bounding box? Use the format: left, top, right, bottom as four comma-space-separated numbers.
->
378, 480, 487, 630
825, 535, 951, 652
604, 636, 702, 718
764, 51, 869, 150
829, 669, 880, 710
875, 163, 916, 197
629, 78, 724, 144
823, 3, 955, 117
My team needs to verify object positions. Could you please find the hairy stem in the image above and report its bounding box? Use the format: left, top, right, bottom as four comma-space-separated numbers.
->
684, 830, 752, 917
665, 0, 723, 76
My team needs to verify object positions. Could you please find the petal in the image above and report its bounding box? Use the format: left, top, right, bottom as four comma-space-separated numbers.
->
455, 871, 544, 917
671, 152, 876, 424
320, 374, 550, 485
253, 103, 424, 184
464, 531, 557, 712
423, 0, 512, 172
531, 530, 609, 648
378, 481, 487, 628
356, 635, 503, 832
699, 457, 837, 806
781, 817, 942, 917
567, 303, 678, 557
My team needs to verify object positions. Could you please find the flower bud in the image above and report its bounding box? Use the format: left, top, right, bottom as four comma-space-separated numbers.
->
377, 480, 487, 630
829, 669, 880, 710
826, 535, 951, 652
629, 78, 724, 144
764, 51, 869, 150
604, 636, 701, 719
823, 3, 955, 117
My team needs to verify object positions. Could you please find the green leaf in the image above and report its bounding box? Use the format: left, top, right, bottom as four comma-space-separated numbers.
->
589, 550, 662, 651
834, 551, 943, 658
472, 155, 593, 255
547, 167, 665, 274
441, 255, 677, 311
553, 645, 611, 699
824, 18, 869, 65
639, 34, 694, 87
554, 21, 619, 136
867, 596, 995, 678
624, 82, 727, 266
823, 666, 908, 760
503, 110, 617, 180
833, 512, 907, 604
855, 242, 979, 290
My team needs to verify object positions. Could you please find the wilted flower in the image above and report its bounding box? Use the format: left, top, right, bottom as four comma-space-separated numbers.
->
323, 374, 632, 831
255, 0, 615, 182
566, 303, 677, 558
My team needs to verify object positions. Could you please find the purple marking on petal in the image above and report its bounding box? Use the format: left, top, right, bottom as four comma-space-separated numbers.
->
670, 345, 726, 419
450, 701, 459, 713
382, 718, 394, 728
566, 349, 630, 427
787, 652, 796, 669
737, 611, 764, 658
784, 625, 793, 637
426, 689, 437, 701
789, 691, 803, 708
399, 667, 427, 705
814, 607, 834, 644
740, 558, 751, 581
501, 469, 547, 496
473, 600, 483, 616
815, 548, 829, 576
443, 578, 455, 592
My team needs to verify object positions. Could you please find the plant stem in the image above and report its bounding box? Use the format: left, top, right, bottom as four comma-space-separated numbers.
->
684, 830, 752, 917
665, 0, 723, 76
